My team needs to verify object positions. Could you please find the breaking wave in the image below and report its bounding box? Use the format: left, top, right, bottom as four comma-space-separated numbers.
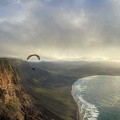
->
71, 77, 99, 120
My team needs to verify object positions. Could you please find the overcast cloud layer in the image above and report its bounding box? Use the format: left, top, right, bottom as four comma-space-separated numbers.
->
0, 0, 120, 60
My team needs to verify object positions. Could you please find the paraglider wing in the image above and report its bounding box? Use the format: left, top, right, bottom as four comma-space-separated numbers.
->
27, 54, 40, 60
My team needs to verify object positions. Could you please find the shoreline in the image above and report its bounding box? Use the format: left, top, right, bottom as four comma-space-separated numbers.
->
71, 77, 100, 120
1, 58, 120, 119
77, 107, 82, 120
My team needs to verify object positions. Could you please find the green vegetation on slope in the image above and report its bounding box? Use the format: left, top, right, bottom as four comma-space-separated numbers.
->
0, 58, 64, 120
19, 61, 78, 120
1, 59, 120, 120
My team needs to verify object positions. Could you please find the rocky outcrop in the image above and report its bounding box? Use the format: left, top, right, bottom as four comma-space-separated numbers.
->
0, 59, 24, 119
0, 59, 62, 120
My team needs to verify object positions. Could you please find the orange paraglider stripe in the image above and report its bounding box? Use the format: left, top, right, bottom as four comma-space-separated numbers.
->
27, 54, 40, 60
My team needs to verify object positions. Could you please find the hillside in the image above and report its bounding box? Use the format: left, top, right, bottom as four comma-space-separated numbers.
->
0, 58, 78, 120
1, 58, 120, 120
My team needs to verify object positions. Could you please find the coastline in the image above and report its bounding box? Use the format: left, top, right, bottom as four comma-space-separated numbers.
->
77, 107, 82, 120
13, 60, 120, 120
1, 58, 120, 119
71, 77, 100, 120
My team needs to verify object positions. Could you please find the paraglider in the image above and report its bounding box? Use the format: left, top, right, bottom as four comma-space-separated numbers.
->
27, 54, 40, 71
27, 54, 40, 60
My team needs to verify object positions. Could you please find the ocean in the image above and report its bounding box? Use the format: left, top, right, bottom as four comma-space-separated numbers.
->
71, 75, 120, 120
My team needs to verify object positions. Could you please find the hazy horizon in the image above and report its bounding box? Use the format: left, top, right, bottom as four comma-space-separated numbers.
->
1, 0, 120, 60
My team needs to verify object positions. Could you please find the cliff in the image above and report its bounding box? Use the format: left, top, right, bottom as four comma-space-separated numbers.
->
0, 58, 65, 120
1, 58, 120, 120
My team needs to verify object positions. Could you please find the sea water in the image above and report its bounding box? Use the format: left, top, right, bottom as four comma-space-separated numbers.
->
71, 75, 120, 120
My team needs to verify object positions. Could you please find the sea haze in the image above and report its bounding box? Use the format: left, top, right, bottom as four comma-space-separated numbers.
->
71, 75, 120, 120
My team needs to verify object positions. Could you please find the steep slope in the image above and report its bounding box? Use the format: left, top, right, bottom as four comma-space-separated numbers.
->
1, 58, 120, 120
0, 58, 65, 120
19, 60, 120, 120
19, 61, 78, 120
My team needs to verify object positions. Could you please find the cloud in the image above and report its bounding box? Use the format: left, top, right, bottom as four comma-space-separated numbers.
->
0, 0, 120, 60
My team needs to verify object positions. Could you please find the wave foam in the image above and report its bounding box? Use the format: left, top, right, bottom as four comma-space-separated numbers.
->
71, 78, 99, 120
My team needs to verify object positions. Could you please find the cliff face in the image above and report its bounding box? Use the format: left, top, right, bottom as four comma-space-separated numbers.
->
0, 59, 62, 120
1, 58, 120, 120
0, 59, 24, 120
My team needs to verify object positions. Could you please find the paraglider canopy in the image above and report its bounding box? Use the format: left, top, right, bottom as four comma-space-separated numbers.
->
27, 54, 40, 60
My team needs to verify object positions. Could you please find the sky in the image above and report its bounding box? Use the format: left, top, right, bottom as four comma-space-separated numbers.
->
0, 0, 120, 60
